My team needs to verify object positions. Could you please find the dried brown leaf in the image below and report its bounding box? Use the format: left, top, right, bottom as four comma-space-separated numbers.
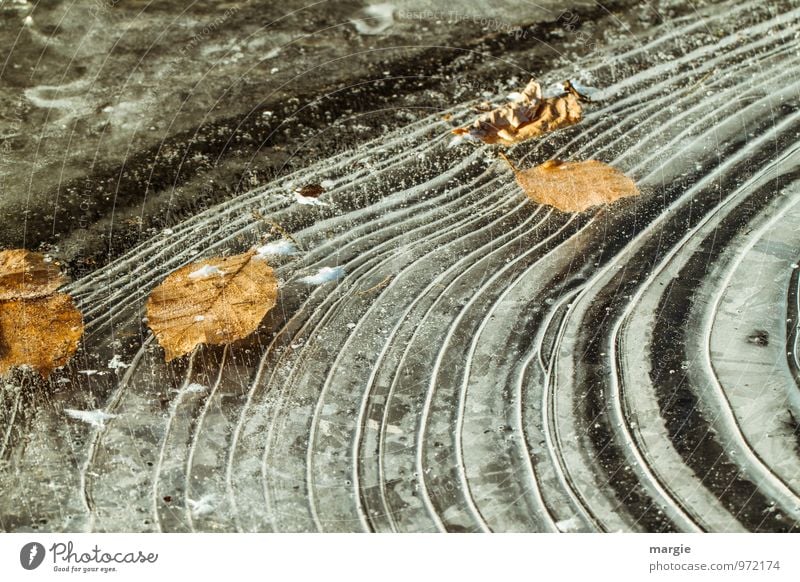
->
0, 249, 65, 300
505, 157, 640, 212
146, 250, 278, 361
453, 79, 588, 146
0, 295, 83, 378
0, 250, 82, 378
295, 184, 326, 198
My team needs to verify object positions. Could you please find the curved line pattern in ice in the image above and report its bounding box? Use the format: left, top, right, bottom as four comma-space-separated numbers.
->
2, 0, 800, 533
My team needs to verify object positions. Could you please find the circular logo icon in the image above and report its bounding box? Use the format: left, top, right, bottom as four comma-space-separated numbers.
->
20, 542, 45, 570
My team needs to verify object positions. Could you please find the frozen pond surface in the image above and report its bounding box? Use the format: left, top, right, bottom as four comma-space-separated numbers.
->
2, 0, 800, 532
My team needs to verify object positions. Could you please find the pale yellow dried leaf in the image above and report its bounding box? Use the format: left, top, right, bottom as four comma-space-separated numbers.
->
0, 249, 66, 300
0, 294, 84, 378
511, 159, 640, 212
146, 250, 278, 361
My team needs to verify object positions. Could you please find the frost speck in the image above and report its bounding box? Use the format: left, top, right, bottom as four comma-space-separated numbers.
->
188, 264, 224, 280
255, 240, 297, 258
448, 133, 477, 148
295, 192, 328, 206
300, 266, 345, 285
569, 79, 599, 99
350, 3, 395, 35
185, 383, 208, 394
64, 409, 117, 428
108, 354, 130, 371
543, 79, 599, 99
555, 516, 582, 532
188, 494, 217, 518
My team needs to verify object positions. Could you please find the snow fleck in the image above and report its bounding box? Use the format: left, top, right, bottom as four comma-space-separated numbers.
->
320, 179, 335, 189
555, 516, 582, 532
295, 192, 328, 206
107, 354, 130, 371
542, 82, 565, 98
351, 3, 395, 35
368, 420, 402, 434
185, 383, 207, 394
187, 494, 217, 518
255, 240, 297, 258
64, 409, 117, 428
448, 133, 476, 148
193, 315, 205, 322
188, 264, 224, 280
299, 266, 345, 285
78, 369, 99, 376
543, 79, 599, 99
569, 79, 599, 99
264, 47, 281, 59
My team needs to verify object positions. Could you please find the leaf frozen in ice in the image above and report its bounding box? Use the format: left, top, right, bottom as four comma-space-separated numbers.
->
145, 250, 278, 361
295, 184, 325, 198
502, 155, 640, 212
0, 295, 84, 378
452, 79, 590, 146
0, 249, 66, 301
0, 250, 83, 378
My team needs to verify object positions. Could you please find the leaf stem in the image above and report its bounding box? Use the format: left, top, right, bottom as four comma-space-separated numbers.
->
497, 151, 519, 173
